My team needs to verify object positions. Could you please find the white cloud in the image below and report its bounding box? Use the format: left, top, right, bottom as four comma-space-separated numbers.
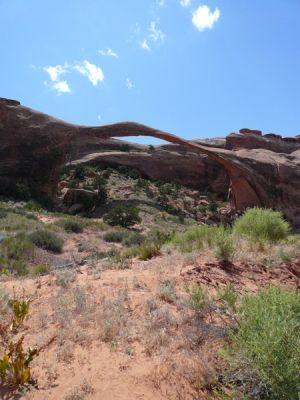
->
180, 0, 191, 7
98, 48, 118, 58
73, 60, 104, 86
149, 21, 165, 43
126, 78, 134, 89
192, 5, 220, 31
52, 80, 71, 94
44, 80, 71, 95
140, 39, 151, 51
97, 114, 102, 121
44, 64, 68, 82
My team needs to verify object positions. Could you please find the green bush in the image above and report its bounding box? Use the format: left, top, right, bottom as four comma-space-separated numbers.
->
31, 263, 50, 276
73, 165, 86, 180
96, 185, 108, 205
0, 209, 8, 219
104, 205, 141, 228
213, 226, 235, 262
0, 234, 33, 276
92, 175, 107, 190
24, 200, 43, 212
103, 230, 126, 243
172, 225, 216, 252
125, 242, 161, 261
186, 284, 210, 313
0, 234, 34, 261
123, 231, 145, 247
233, 208, 289, 243
29, 230, 63, 253
63, 220, 84, 234
135, 243, 161, 261
226, 286, 300, 399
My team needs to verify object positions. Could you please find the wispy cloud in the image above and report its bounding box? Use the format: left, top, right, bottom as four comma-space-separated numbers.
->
179, 0, 192, 7
192, 5, 220, 31
73, 60, 104, 86
97, 114, 102, 121
126, 78, 134, 89
140, 39, 151, 51
43, 60, 104, 93
139, 20, 165, 51
149, 21, 165, 43
98, 47, 118, 58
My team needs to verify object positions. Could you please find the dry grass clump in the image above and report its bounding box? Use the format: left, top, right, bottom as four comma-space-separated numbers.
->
143, 299, 177, 355
97, 288, 131, 344
157, 278, 178, 303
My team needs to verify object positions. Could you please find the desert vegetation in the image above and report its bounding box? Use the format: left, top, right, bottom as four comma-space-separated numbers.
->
0, 168, 299, 400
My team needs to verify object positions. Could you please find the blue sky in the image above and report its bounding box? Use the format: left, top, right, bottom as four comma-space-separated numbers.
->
1, 0, 300, 143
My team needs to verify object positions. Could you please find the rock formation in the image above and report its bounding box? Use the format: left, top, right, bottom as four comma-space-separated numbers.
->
0, 98, 299, 226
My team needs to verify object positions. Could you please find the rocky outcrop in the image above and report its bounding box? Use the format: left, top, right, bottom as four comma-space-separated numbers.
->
0, 98, 299, 226
71, 150, 228, 195
226, 128, 300, 153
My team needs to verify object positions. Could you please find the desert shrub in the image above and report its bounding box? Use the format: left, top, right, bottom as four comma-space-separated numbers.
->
96, 185, 107, 205
104, 205, 141, 228
0, 234, 33, 276
24, 200, 42, 212
233, 208, 289, 243
208, 202, 218, 213
225, 286, 300, 400
172, 225, 216, 252
158, 279, 177, 303
186, 284, 211, 313
63, 220, 84, 234
31, 263, 50, 276
88, 249, 119, 260
135, 178, 149, 190
122, 231, 144, 247
218, 284, 238, 312
103, 230, 126, 243
116, 166, 141, 179
54, 270, 77, 288
29, 230, 63, 253
213, 226, 235, 262
73, 165, 86, 180
69, 179, 79, 189
0, 209, 8, 219
91, 176, 108, 205
119, 143, 131, 152
153, 230, 175, 245
92, 175, 107, 189
134, 243, 161, 261
0, 234, 34, 261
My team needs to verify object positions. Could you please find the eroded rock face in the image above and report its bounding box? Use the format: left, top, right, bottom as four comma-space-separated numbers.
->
0, 98, 299, 226
226, 128, 300, 153
71, 150, 229, 195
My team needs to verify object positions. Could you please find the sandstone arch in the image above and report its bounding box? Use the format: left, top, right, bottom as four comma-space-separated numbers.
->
0, 98, 299, 226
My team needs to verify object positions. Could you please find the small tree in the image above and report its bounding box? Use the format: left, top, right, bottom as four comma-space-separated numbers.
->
104, 205, 141, 228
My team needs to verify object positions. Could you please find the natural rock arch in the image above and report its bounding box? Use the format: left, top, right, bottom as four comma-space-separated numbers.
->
0, 98, 299, 226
